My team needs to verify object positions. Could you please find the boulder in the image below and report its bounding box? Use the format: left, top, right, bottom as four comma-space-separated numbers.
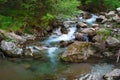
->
8, 32, 26, 43
113, 14, 120, 23
81, 28, 97, 37
75, 33, 84, 41
106, 11, 116, 17
60, 27, 68, 34
59, 40, 74, 48
61, 41, 95, 62
92, 24, 99, 28
96, 15, 106, 23
106, 37, 120, 47
0, 29, 33, 43
24, 46, 47, 58
116, 7, 120, 12
92, 35, 103, 42
104, 69, 120, 80
75, 33, 89, 42
21, 33, 35, 41
82, 12, 92, 19
76, 22, 87, 28
1, 40, 23, 57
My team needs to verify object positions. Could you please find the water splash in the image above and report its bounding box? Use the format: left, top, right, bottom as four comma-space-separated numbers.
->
79, 14, 98, 25
86, 14, 98, 25
44, 26, 77, 45
47, 47, 58, 63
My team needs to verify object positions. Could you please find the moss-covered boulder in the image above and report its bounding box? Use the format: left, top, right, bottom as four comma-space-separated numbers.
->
60, 41, 95, 62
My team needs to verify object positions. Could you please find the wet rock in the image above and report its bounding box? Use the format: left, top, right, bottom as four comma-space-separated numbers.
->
75, 33, 84, 41
75, 33, 89, 42
63, 21, 76, 28
96, 15, 106, 23
60, 40, 74, 48
61, 41, 95, 62
106, 11, 116, 17
24, 46, 47, 58
92, 35, 103, 42
0, 40, 23, 57
116, 7, 120, 12
76, 22, 87, 28
104, 69, 120, 80
0, 29, 33, 43
82, 12, 92, 19
60, 27, 68, 34
81, 28, 97, 37
7, 32, 26, 43
92, 24, 99, 28
21, 33, 35, 41
113, 14, 120, 23
106, 37, 120, 47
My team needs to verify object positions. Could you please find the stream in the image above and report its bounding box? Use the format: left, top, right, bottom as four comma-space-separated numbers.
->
0, 14, 119, 80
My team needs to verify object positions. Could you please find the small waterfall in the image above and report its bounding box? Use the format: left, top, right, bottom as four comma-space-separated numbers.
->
43, 24, 77, 63
47, 47, 58, 63
79, 14, 98, 25
44, 27, 76, 43
86, 14, 98, 25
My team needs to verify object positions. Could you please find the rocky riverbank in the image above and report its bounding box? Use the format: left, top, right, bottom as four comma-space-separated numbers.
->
0, 7, 120, 80
60, 7, 120, 63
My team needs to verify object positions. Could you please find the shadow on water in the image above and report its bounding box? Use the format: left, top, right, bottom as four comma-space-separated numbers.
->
0, 58, 119, 80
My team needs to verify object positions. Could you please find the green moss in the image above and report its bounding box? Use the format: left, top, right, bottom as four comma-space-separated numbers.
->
96, 28, 112, 40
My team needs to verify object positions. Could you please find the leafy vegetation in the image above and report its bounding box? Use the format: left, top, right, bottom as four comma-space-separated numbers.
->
0, 0, 120, 32
97, 28, 112, 40
79, 0, 120, 12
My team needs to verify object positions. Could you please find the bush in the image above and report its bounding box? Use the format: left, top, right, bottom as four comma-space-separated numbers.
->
0, 15, 24, 31
53, 0, 80, 17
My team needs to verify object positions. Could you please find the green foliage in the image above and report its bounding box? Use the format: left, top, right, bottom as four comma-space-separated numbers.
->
97, 28, 112, 40
0, 15, 24, 31
79, 0, 120, 12
104, 0, 120, 10
41, 13, 56, 27
53, 0, 80, 17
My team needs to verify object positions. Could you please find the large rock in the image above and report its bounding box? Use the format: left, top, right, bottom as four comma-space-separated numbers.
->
113, 14, 120, 23
1, 40, 23, 57
0, 29, 35, 44
61, 41, 95, 62
106, 11, 116, 17
7, 32, 26, 43
117, 7, 120, 12
23, 44, 48, 58
106, 37, 120, 47
96, 15, 107, 23
75, 33, 89, 42
82, 12, 92, 19
81, 28, 97, 37
76, 22, 87, 28
104, 69, 120, 80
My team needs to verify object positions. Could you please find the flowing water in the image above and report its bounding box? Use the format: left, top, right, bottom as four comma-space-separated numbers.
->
0, 14, 119, 80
